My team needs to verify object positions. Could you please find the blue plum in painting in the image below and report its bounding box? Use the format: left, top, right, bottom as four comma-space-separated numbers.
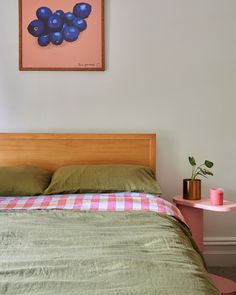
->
50, 31, 64, 45
64, 12, 76, 25
72, 18, 87, 32
28, 19, 45, 37
54, 10, 65, 21
38, 34, 50, 46
48, 14, 64, 31
36, 7, 52, 21
63, 26, 80, 42
73, 3, 92, 19
63, 23, 68, 30
27, 3, 92, 47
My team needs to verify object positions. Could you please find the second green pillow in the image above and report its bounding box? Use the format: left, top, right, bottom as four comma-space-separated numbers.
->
45, 164, 161, 195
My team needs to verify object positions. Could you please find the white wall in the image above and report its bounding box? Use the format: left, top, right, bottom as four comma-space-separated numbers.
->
0, 0, 236, 265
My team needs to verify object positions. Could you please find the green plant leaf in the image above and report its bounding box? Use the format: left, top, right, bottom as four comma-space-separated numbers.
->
189, 156, 196, 166
196, 172, 207, 178
199, 168, 206, 175
204, 170, 213, 176
205, 160, 214, 168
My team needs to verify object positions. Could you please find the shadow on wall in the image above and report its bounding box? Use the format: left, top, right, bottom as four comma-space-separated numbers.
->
157, 131, 182, 201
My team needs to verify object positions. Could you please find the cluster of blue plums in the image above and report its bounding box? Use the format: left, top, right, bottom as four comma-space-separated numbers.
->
28, 3, 92, 46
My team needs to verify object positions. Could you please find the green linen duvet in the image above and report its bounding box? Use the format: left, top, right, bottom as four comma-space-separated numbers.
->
0, 211, 220, 295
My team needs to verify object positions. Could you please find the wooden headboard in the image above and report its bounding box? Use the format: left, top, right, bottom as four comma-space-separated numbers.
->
0, 133, 156, 173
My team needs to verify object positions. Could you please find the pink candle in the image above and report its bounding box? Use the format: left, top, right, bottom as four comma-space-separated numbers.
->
210, 188, 224, 205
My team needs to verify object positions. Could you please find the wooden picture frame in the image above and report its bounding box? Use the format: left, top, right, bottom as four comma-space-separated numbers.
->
19, 0, 105, 71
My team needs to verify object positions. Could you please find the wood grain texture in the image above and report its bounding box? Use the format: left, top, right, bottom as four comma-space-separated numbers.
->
0, 133, 156, 173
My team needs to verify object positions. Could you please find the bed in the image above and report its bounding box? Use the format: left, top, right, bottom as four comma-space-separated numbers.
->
0, 133, 220, 295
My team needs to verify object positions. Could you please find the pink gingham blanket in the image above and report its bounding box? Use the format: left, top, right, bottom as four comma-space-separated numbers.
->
0, 192, 185, 224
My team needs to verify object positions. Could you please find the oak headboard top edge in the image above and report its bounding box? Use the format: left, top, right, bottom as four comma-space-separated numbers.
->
0, 133, 156, 174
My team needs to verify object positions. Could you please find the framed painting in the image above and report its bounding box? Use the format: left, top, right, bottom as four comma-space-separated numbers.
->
19, 0, 104, 71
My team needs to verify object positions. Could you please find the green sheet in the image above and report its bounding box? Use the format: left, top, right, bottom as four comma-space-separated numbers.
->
0, 211, 220, 295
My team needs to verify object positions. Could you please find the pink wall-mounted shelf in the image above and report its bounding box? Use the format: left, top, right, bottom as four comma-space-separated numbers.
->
173, 196, 236, 212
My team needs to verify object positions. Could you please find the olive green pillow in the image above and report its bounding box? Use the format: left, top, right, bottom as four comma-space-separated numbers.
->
44, 165, 161, 195
0, 166, 52, 196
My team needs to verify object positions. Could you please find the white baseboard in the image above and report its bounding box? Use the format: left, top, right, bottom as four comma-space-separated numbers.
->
203, 236, 236, 267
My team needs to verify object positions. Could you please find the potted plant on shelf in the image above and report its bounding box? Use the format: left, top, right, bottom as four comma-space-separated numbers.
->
183, 156, 214, 200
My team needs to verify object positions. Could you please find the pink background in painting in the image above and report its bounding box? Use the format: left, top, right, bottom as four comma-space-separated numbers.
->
21, 0, 103, 69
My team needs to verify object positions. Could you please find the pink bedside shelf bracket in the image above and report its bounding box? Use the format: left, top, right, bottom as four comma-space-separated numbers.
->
173, 196, 236, 295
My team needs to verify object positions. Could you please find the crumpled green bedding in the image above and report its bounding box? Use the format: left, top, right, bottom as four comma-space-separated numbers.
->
0, 210, 220, 295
